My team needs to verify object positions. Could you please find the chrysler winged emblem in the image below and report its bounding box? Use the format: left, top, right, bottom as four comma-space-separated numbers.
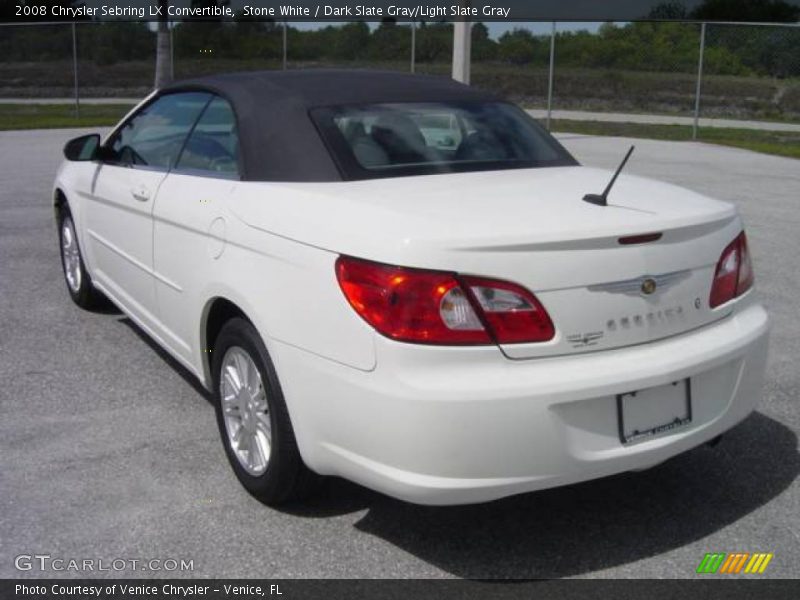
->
587, 270, 690, 297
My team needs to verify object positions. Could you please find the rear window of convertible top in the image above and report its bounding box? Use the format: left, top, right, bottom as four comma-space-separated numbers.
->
311, 102, 577, 180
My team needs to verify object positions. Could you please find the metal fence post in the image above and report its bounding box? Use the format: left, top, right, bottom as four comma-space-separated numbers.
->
282, 21, 287, 70
452, 21, 471, 83
546, 21, 556, 130
693, 22, 706, 140
410, 21, 416, 74
71, 22, 80, 119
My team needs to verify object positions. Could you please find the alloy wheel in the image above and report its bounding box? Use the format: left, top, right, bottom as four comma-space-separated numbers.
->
61, 216, 82, 293
219, 346, 272, 476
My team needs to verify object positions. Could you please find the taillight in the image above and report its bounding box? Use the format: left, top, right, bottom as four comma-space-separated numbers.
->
335, 256, 555, 345
709, 231, 754, 309
736, 233, 754, 296
460, 276, 555, 343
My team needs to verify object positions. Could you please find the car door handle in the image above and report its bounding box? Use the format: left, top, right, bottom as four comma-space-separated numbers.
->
130, 185, 150, 202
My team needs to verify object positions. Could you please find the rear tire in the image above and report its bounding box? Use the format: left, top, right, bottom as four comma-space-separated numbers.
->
212, 317, 320, 505
57, 205, 104, 310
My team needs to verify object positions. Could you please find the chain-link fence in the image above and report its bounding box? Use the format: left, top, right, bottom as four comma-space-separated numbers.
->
468, 21, 800, 132
1, 20, 798, 130
701, 22, 800, 121
551, 22, 704, 117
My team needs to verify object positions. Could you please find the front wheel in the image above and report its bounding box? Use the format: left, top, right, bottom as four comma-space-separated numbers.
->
58, 207, 104, 309
212, 318, 320, 505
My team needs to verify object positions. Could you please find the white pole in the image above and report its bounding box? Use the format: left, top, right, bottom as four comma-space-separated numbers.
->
693, 23, 706, 140
72, 23, 80, 119
169, 24, 174, 80
547, 21, 556, 130
282, 21, 288, 70
452, 21, 471, 84
410, 21, 416, 74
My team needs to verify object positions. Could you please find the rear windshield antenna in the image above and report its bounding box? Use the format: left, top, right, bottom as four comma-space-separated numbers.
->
583, 145, 635, 206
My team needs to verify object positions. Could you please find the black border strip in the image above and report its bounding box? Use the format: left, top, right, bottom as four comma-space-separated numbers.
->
4, 579, 800, 599
4, 0, 800, 24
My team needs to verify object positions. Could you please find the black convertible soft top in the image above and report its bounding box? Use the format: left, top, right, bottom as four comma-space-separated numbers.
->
161, 69, 499, 182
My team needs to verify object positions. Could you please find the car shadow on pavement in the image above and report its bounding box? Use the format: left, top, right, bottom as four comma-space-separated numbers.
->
91, 293, 123, 315
118, 317, 214, 404
289, 412, 798, 578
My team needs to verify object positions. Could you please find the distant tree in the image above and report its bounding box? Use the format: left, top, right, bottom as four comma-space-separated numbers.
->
82, 22, 154, 65
497, 29, 541, 65
759, 30, 800, 77
229, 16, 281, 61
369, 19, 410, 61
334, 21, 371, 60
597, 22, 618, 37
415, 22, 452, 62
471, 22, 498, 60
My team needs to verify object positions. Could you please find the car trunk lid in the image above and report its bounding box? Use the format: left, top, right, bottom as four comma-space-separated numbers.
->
231, 166, 741, 358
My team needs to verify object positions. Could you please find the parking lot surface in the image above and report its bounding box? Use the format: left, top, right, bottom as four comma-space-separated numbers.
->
1, 128, 798, 578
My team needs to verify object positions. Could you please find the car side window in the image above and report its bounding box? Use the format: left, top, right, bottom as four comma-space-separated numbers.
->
174, 96, 240, 179
106, 92, 211, 170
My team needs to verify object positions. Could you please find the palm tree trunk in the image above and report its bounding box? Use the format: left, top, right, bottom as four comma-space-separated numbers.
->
154, 0, 171, 89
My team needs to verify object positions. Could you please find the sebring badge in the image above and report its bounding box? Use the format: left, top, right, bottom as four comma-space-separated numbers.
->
641, 278, 657, 295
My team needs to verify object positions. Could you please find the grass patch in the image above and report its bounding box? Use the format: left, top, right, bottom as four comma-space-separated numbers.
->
551, 119, 800, 160
0, 103, 133, 130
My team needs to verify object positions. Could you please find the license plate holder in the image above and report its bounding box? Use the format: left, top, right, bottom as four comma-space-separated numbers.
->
617, 379, 692, 445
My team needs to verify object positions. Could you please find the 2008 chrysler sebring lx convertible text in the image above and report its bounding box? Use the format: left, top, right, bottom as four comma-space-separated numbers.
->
53, 70, 769, 505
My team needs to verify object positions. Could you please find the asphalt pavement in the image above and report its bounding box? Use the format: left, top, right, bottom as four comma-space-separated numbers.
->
0, 128, 798, 579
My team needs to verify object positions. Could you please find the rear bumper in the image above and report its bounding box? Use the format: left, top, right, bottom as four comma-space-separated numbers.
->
273, 301, 769, 505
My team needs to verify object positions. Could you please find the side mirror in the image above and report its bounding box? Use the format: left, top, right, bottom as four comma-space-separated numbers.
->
63, 134, 101, 161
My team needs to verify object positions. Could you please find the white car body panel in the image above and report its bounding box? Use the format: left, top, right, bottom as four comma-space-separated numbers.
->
54, 132, 769, 505
272, 297, 767, 504
86, 164, 168, 329
152, 172, 378, 375
229, 167, 737, 265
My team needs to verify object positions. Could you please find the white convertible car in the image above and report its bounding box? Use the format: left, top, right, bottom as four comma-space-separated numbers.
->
54, 70, 769, 505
